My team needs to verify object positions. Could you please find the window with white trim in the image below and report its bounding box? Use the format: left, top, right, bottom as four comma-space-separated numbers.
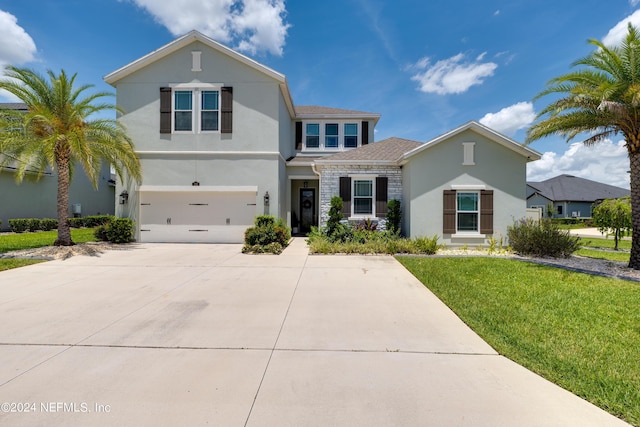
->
353, 179, 374, 216
457, 192, 479, 232
303, 121, 359, 150
172, 86, 221, 133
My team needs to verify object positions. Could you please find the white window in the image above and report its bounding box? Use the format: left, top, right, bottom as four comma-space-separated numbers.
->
172, 85, 221, 133
457, 192, 479, 232
306, 123, 320, 148
303, 121, 359, 150
353, 178, 374, 216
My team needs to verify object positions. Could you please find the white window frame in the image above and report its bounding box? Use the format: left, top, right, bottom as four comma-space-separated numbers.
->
171, 84, 221, 134
350, 175, 376, 218
303, 121, 360, 151
456, 191, 480, 234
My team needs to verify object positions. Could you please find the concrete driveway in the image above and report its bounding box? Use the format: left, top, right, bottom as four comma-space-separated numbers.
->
0, 238, 629, 426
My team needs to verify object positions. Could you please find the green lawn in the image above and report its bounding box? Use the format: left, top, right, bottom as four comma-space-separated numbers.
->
0, 228, 98, 272
0, 228, 97, 254
397, 257, 640, 426
581, 237, 631, 251
576, 248, 630, 262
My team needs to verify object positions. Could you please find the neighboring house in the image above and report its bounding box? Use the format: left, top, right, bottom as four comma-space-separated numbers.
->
0, 104, 115, 229
527, 174, 630, 218
105, 30, 541, 245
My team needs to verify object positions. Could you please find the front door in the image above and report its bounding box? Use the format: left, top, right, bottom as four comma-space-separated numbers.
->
300, 188, 315, 234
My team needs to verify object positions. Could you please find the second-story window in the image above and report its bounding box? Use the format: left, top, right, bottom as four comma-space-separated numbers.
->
325, 124, 339, 148
174, 91, 193, 131
201, 90, 219, 131
344, 123, 358, 148
303, 122, 359, 150
306, 124, 320, 148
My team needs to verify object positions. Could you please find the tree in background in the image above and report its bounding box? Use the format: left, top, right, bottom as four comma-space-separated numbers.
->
0, 66, 142, 246
593, 197, 632, 251
527, 24, 640, 269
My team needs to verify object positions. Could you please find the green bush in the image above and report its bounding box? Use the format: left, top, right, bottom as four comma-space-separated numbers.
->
243, 215, 291, 254
94, 225, 109, 241
67, 217, 85, 228
413, 235, 442, 255
26, 218, 41, 232
105, 217, 135, 243
507, 218, 580, 258
84, 215, 112, 227
386, 199, 402, 234
40, 218, 58, 231
8, 218, 30, 233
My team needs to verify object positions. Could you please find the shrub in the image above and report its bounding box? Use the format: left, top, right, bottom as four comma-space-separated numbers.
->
326, 196, 344, 238
412, 235, 442, 255
8, 218, 30, 233
68, 217, 85, 228
84, 215, 112, 227
26, 218, 41, 232
40, 218, 58, 231
387, 199, 402, 234
243, 215, 291, 254
507, 218, 580, 258
105, 217, 135, 243
94, 225, 109, 241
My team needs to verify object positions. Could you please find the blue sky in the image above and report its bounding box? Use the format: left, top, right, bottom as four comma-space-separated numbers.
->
0, 0, 639, 188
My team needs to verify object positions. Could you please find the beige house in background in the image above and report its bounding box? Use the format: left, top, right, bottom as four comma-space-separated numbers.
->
104, 30, 540, 245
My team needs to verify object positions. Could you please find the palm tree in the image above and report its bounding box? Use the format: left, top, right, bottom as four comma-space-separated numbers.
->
0, 66, 141, 246
527, 23, 640, 269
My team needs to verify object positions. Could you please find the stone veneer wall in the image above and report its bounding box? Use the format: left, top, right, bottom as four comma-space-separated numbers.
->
318, 164, 403, 230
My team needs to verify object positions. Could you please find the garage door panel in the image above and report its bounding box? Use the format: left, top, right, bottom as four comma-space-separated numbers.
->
139, 190, 257, 243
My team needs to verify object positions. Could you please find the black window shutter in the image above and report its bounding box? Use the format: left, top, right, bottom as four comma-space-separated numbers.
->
480, 190, 494, 234
376, 177, 388, 217
295, 121, 302, 150
160, 87, 172, 134
221, 86, 233, 134
339, 177, 351, 217
443, 190, 456, 234
361, 121, 369, 145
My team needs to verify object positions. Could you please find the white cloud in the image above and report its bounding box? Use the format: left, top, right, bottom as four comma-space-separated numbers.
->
631, 0, 640, 6
411, 52, 497, 95
479, 102, 536, 137
0, 9, 37, 102
602, 9, 640, 47
128, 0, 289, 56
527, 139, 630, 189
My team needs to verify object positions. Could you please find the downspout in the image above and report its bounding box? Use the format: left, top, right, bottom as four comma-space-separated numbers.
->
311, 162, 321, 228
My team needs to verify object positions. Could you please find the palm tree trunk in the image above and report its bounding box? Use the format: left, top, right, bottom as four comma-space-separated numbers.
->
54, 158, 74, 246
629, 150, 640, 268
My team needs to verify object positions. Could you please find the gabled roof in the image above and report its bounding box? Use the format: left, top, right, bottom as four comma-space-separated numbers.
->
527, 174, 630, 202
315, 137, 422, 165
103, 30, 295, 117
295, 105, 381, 124
399, 120, 541, 164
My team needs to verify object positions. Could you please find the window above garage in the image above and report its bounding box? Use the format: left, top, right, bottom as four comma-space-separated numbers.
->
160, 85, 233, 134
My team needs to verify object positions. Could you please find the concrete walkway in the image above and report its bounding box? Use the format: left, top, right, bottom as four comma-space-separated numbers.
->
0, 238, 629, 426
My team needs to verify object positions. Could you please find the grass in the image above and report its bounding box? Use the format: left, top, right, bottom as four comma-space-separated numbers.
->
0, 228, 97, 254
582, 237, 632, 251
397, 257, 640, 426
0, 228, 98, 272
576, 248, 630, 262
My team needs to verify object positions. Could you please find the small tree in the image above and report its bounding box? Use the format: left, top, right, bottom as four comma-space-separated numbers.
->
387, 199, 401, 233
326, 196, 344, 237
546, 202, 556, 218
592, 197, 631, 250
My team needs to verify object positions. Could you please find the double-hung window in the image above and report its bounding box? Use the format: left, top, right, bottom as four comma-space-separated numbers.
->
201, 90, 219, 131
353, 179, 374, 216
344, 123, 358, 148
306, 124, 320, 148
457, 192, 479, 232
174, 91, 193, 131
325, 124, 339, 148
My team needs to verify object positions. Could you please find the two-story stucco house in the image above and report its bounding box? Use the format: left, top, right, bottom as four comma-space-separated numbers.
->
105, 31, 540, 246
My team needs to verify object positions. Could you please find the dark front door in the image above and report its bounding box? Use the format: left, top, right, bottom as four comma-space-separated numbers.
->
300, 188, 315, 234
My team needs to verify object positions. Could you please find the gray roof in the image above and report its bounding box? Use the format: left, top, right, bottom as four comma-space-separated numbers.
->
527, 174, 630, 202
295, 105, 380, 118
0, 103, 27, 111
315, 137, 422, 163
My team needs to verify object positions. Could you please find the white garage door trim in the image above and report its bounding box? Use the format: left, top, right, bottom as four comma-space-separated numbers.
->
138, 186, 258, 243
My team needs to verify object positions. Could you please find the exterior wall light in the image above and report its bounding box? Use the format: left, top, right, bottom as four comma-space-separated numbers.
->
264, 191, 270, 206
119, 190, 129, 205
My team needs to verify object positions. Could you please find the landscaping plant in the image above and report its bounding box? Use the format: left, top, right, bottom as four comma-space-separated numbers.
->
592, 197, 631, 250
507, 218, 580, 257
243, 215, 291, 254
